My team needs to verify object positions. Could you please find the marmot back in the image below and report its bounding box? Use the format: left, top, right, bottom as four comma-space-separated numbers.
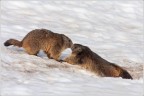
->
64, 44, 133, 79
4, 29, 73, 61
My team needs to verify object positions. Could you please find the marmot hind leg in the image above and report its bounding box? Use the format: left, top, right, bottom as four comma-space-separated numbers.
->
23, 43, 40, 56
25, 47, 39, 56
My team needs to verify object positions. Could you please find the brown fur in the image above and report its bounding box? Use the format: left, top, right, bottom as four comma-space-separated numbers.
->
4, 29, 73, 61
64, 44, 133, 79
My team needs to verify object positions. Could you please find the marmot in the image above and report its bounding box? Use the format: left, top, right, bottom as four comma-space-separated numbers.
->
64, 44, 133, 79
4, 29, 73, 61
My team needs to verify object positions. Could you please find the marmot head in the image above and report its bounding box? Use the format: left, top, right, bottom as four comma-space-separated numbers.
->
71, 44, 91, 55
62, 34, 73, 48
70, 44, 92, 64
71, 44, 83, 54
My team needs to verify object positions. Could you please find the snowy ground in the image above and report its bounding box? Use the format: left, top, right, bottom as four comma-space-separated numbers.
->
0, 1, 143, 96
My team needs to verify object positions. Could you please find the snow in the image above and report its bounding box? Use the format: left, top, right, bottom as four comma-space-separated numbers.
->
0, 1, 143, 96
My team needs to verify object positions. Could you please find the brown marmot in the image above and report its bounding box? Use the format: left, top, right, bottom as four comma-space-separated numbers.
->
4, 29, 73, 61
64, 44, 133, 79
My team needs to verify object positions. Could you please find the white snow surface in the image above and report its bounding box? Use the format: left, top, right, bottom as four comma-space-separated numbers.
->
0, 1, 143, 96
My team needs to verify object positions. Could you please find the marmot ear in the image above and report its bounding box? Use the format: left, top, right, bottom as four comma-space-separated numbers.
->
62, 34, 68, 41
61, 34, 64, 37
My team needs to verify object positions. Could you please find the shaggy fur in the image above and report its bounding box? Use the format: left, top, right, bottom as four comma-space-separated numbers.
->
64, 44, 133, 79
4, 29, 73, 61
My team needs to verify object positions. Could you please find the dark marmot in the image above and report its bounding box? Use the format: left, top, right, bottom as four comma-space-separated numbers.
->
4, 29, 73, 61
64, 44, 133, 79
